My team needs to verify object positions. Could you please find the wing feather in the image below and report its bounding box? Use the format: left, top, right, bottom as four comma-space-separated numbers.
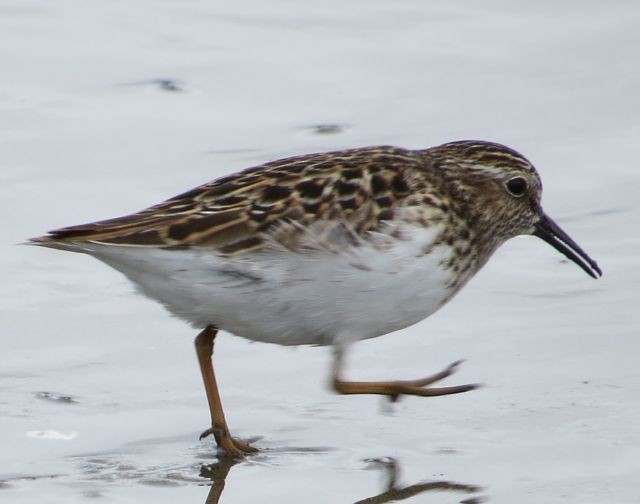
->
31, 146, 425, 254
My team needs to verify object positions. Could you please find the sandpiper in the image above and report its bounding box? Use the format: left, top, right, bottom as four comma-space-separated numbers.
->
31, 140, 601, 457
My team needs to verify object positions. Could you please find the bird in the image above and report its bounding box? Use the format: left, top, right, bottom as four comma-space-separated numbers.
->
30, 140, 602, 457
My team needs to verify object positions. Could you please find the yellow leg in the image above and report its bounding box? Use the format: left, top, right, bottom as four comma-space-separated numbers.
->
195, 325, 257, 457
331, 347, 479, 402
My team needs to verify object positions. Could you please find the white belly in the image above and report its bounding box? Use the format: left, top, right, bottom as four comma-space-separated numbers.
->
79, 225, 459, 346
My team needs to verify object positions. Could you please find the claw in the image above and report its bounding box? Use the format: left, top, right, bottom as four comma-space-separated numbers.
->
199, 425, 257, 457
199, 427, 215, 440
447, 359, 465, 371
388, 393, 401, 403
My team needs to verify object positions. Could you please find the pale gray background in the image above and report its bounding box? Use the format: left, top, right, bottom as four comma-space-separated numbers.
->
1, 1, 639, 503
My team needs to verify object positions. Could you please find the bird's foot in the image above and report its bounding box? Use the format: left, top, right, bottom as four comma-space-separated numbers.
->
386, 359, 480, 402
333, 359, 481, 401
200, 425, 258, 457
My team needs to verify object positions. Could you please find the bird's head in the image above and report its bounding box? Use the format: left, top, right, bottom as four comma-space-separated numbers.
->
429, 140, 601, 279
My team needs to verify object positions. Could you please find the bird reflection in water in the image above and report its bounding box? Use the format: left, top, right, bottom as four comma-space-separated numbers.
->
199, 456, 485, 504
200, 457, 241, 504
355, 457, 484, 503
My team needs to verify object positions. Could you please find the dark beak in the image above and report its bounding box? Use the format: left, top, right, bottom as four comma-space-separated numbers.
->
533, 214, 602, 279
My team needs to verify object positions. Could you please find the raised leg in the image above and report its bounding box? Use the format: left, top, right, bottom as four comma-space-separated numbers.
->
195, 325, 257, 457
331, 347, 479, 401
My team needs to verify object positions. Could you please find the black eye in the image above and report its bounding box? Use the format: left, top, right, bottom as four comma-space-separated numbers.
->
505, 177, 528, 197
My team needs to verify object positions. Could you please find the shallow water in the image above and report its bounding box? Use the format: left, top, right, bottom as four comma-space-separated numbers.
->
2, 1, 640, 503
